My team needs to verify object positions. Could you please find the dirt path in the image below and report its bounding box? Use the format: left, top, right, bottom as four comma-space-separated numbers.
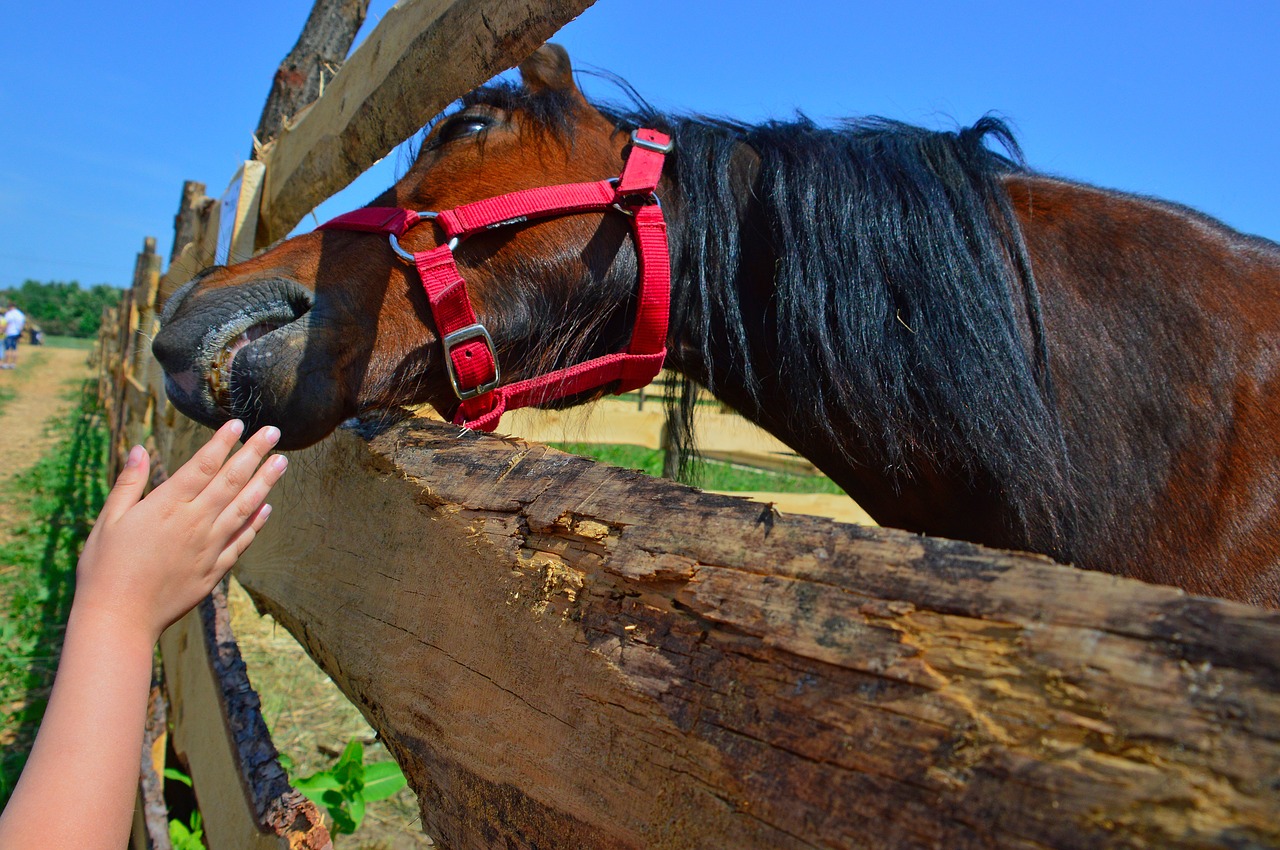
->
0, 346, 93, 531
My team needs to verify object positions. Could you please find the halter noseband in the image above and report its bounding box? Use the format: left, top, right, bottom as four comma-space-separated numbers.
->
317, 128, 673, 432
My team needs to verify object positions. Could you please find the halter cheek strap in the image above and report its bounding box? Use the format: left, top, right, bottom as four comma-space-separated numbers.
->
318, 128, 672, 432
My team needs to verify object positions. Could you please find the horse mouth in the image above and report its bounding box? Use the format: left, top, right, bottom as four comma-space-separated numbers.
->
189, 284, 314, 414
209, 321, 288, 410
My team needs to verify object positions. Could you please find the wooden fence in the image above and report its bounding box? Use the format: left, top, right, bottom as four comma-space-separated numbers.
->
102, 2, 1280, 847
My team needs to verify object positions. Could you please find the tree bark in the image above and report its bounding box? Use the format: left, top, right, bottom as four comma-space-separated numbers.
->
251, 0, 370, 157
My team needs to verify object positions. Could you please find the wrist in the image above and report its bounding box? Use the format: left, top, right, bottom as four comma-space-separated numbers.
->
66, 594, 163, 654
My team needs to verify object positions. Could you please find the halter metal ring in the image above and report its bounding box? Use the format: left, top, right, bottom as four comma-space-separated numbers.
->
388, 211, 458, 262
606, 178, 662, 217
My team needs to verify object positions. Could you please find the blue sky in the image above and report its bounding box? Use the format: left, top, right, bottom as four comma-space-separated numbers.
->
1, 1, 1276, 288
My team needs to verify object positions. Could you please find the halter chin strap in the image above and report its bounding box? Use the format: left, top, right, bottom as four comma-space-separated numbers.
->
317, 128, 672, 432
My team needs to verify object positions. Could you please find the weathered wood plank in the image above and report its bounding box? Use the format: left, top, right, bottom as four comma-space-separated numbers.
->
221, 416, 1280, 850
159, 583, 332, 850
255, 0, 596, 245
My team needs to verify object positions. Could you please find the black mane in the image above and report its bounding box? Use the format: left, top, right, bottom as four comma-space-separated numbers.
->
460, 82, 1077, 558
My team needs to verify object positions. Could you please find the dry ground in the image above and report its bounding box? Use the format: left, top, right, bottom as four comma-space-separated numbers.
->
0, 346, 93, 534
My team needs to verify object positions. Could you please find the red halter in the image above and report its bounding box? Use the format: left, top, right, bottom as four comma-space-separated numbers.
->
317, 129, 672, 432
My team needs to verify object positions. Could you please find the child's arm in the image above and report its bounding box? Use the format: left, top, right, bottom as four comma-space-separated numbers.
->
0, 419, 287, 849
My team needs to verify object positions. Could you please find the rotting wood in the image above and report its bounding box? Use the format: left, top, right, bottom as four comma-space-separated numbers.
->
193, 415, 1280, 850
130, 683, 171, 850
254, 0, 596, 246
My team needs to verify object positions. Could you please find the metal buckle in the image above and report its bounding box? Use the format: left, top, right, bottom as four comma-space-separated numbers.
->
388, 211, 458, 263
629, 129, 674, 154
441, 323, 501, 400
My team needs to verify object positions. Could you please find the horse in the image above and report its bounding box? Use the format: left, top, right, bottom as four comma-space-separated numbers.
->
152, 44, 1280, 607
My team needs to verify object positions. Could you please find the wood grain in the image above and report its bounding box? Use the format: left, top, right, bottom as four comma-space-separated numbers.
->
254, 0, 596, 246
222, 416, 1280, 849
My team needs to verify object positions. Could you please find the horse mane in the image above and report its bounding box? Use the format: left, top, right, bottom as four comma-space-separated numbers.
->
455, 81, 1077, 558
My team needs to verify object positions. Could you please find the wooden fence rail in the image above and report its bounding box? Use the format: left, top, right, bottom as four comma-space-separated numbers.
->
103, 0, 1280, 846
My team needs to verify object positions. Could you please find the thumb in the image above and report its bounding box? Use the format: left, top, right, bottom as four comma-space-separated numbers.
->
101, 445, 151, 521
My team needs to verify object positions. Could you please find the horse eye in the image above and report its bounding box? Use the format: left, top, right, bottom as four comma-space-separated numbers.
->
436, 114, 493, 145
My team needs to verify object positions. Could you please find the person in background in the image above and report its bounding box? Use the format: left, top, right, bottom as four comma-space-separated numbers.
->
0, 420, 287, 849
2, 302, 26, 369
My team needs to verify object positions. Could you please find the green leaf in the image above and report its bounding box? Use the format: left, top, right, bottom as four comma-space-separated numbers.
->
337, 738, 364, 768
293, 770, 342, 806
293, 772, 342, 792
329, 806, 358, 835
277, 752, 295, 772
361, 761, 408, 802
347, 792, 367, 832
334, 739, 365, 792
320, 789, 357, 835
163, 767, 193, 787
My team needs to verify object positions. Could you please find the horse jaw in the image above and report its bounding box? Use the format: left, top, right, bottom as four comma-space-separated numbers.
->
153, 276, 357, 449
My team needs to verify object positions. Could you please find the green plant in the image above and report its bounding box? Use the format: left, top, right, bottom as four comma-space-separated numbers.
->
292, 739, 408, 835
0, 384, 108, 804
169, 810, 205, 850
160, 768, 205, 850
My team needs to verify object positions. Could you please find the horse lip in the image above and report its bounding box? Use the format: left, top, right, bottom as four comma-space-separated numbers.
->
190, 282, 314, 412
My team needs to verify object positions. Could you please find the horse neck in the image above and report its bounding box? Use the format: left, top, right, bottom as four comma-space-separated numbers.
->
656, 121, 1074, 558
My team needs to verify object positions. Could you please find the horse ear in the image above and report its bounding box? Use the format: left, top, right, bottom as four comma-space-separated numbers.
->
519, 44, 579, 96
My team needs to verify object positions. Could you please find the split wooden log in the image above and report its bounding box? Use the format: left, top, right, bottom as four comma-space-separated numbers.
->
160, 581, 332, 850
251, 0, 370, 157
254, 0, 597, 246
190, 416, 1280, 850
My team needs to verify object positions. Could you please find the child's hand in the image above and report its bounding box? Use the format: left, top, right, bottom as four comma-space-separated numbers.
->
73, 419, 288, 645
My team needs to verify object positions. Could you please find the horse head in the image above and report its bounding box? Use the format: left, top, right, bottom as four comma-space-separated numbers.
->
153, 45, 655, 449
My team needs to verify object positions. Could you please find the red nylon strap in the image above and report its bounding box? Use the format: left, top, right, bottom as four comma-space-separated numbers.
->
317, 129, 672, 432
318, 207, 421, 236
617, 128, 669, 194
436, 181, 617, 239
413, 246, 498, 402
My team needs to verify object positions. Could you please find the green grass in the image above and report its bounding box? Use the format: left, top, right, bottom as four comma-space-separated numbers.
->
551, 442, 846, 494
39, 336, 96, 350
0, 383, 109, 805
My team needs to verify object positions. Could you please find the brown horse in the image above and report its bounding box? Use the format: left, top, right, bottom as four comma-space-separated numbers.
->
153, 45, 1280, 606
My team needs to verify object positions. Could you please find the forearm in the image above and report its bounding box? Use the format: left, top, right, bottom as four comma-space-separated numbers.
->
0, 601, 156, 849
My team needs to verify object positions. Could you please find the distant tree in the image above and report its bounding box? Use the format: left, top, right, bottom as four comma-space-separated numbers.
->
0, 280, 122, 338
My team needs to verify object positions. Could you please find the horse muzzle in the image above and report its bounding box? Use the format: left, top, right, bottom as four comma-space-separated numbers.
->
153, 277, 319, 442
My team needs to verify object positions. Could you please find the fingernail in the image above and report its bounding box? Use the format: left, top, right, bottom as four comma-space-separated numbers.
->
262, 426, 281, 445
125, 445, 145, 467
260, 504, 272, 521
228, 419, 245, 437
271, 454, 288, 472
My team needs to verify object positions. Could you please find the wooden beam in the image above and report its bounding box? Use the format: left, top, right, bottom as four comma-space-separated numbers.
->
255, 0, 596, 246
207, 416, 1280, 850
